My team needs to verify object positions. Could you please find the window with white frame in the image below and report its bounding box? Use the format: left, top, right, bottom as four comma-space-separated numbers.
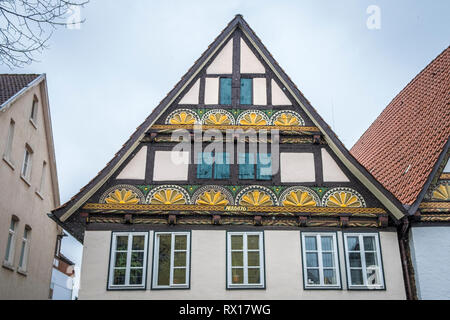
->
227, 232, 265, 289
301, 232, 341, 289
30, 96, 38, 124
3, 119, 15, 163
18, 226, 31, 272
21, 145, 33, 181
152, 232, 190, 289
343, 233, 384, 289
37, 161, 47, 195
108, 232, 148, 289
4, 217, 18, 265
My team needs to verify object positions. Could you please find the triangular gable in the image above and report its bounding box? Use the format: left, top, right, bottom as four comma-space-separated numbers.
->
52, 15, 405, 229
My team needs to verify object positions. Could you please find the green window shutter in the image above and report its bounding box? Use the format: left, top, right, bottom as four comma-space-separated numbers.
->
238, 153, 255, 179
240, 78, 252, 105
197, 152, 213, 179
220, 78, 232, 105
257, 153, 272, 180
214, 152, 230, 179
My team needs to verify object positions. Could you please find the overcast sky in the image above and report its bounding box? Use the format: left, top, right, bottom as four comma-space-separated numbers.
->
1, 0, 449, 298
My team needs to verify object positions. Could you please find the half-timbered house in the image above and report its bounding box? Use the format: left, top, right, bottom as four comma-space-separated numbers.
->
352, 47, 450, 300
50, 15, 407, 299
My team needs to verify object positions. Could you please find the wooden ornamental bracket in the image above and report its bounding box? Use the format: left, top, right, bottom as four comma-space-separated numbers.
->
377, 216, 388, 227
124, 214, 133, 224
254, 215, 262, 226
168, 215, 177, 225
340, 216, 349, 228
313, 134, 321, 144
212, 215, 221, 225
298, 216, 308, 227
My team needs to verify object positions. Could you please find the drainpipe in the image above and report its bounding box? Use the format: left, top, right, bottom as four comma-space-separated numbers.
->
398, 217, 415, 300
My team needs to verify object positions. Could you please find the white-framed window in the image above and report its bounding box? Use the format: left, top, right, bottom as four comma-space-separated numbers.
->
152, 232, 190, 289
301, 232, 341, 289
3, 119, 15, 163
21, 145, 33, 181
30, 96, 38, 125
18, 226, 31, 272
108, 232, 148, 289
227, 231, 265, 289
343, 233, 385, 289
4, 217, 18, 265
37, 161, 47, 196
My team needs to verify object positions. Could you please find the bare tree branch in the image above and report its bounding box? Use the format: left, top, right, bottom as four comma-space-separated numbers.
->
0, 0, 88, 68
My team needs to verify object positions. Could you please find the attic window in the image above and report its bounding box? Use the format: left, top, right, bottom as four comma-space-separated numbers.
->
30, 96, 38, 126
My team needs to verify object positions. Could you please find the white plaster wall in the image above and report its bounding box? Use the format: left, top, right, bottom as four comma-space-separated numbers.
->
280, 152, 315, 182
152, 151, 189, 181
204, 78, 219, 105
179, 79, 199, 105
253, 78, 267, 105
116, 146, 147, 180
321, 148, 349, 182
409, 226, 450, 299
271, 79, 291, 105
240, 38, 265, 74
206, 39, 233, 74
79, 230, 405, 300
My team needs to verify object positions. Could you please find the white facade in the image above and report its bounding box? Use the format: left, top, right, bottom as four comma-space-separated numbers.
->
51, 268, 74, 300
79, 229, 406, 299
409, 226, 450, 300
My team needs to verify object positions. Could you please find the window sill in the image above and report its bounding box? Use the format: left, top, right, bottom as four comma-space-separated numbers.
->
17, 268, 27, 276
304, 285, 342, 290
347, 285, 385, 291
2, 156, 15, 171
20, 175, 31, 187
2, 261, 15, 272
227, 284, 266, 290
35, 190, 44, 200
29, 118, 37, 129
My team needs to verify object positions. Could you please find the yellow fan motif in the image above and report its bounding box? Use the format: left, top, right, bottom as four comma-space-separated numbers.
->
239, 190, 273, 206
204, 113, 232, 125
273, 113, 300, 126
432, 184, 450, 201
169, 111, 197, 125
196, 190, 230, 206
105, 189, 140, 204
282, 191, 317, 207
239, 112, 268, 126
150, 189, 187, 205
326, 192, 362, 208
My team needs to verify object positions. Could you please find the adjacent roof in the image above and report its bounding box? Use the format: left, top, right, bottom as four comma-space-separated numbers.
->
0, 74, 40, 107
351, 47, 450, 211
51, 15, 406, 234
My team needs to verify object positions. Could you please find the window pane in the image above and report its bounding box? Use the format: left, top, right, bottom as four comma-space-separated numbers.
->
365, 252, 377, 267
175, 235, 187, 250
232, 268, 244, 284
214, 152, 230, 179
347, 237, 360, 251
322, 253, 334, 268
132, 236, 145, 250
130, 252, 144, 268
248, 268, 260, 284
173, 268, 186, 284
5, 234, 12, 261
116, 236, 128, 250
248, 252, 260, 267
231, 235, 243, 250
305, 236, 316, 250
349, 252, 362, 267
114, 252, 127, 268
174, 252, 187, 267
321, 236, 333, 251
350, 269, 364, 285
113, 269, 126, 285
19, 241, 25, 267
220, 78, 232, 105
238, 153, 255, 179
247, 235, 259, 250
367, 268, 380, 285
324, 269, 336, 285
232, 252, 243, 267
306, 253, 318, 267
307, 269, 320, 285
256, 153, 272, 180
157, 235, 171, 286
129, 269, 143, 285
10, 219, 15, 230
363, 236, 376, 251
240, 78, 252, 105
